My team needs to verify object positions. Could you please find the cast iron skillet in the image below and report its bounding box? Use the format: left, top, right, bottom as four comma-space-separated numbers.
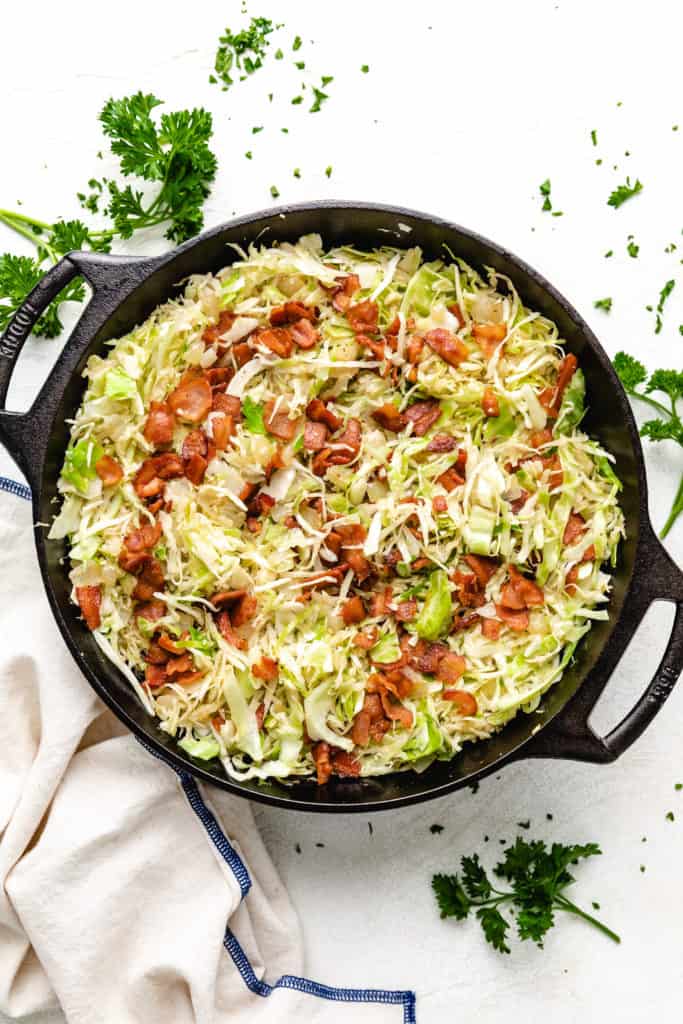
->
1, 202, 682, 812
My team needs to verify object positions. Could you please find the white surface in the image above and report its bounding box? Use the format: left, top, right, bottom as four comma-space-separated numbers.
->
1, 1, 682, 1021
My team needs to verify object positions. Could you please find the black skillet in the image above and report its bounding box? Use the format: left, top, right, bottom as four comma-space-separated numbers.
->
1, 202, 682, 812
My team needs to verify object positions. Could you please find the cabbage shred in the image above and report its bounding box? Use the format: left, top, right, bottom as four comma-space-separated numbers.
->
51, 235, 625, 782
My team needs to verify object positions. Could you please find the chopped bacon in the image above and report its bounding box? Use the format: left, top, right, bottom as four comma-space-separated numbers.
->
252, 656, 279, 682
158, 633, 184, 655
406, 335, 424, 365
144, 401, 175, 447
247, 491, 276, 519
327, 418, 362, 466
426, 433, 459, 453
212, 393, 242, 418
369, 586, 393, 617
436, 652, 466, 686
136, 599, 166, 622
404, 400, 441, 436
168, 372, 212, 424
452, 571, 486, 609
335, 523, 371, 581
123, 519, 162, 556
447, 302, 466, 328
202, 310, 236, 346
351, 709, 371, 746
394, 599, 417, 622
505, 565, 544, 609
357, 333, 388, 362
442, 689, 478, 714
211, 588, 247, 607
132, 557, 164, 602
424, 328, 469, 367
304, 420, 329, 451
95, 454, 123, 487
482, 387, 500, 417
238, 482, 258, 504
76, 585, 102, 630
181, 430, 208, 461
353, 627, 379, 650
464, 554, 498, 588
341, 595, 366, 625
322, 530, 343, 560
481, 617, 502, 640
211, 713, 225, 731
346, 299, 378, 334
306, 398, 342, 431
541, 354, 579, 415
530, 428, 553, 449
563, 512, 587, 546
432, 495, 448, 514
255, 702, 266, 731
253, 326, 293, 358
495, 605, 529, 631
331, 274, 360, 313
300, 564, 350, 592
134, 452, 185, 499
211, 412, 234, 451
206, 367, 234, 392
270, 301, 318, 326
545, 454, 564, 490
372, 403, 407, 432
184, 454, 208, 486
118, 549, 149, 574
332, 750, 361, 777
312, 741, 333, 785
233, 594, 258, 627
215, 610, 246, 650
437, 466, 465, 492
379, 690, 413, 729
165, 653, 194, 677
509, 490, 529, 514
472, 322, 507, 359
232, 341, 253, 367
264, 399, 299, 441
411, 641, 449, 674
145, 641, 170, 665
290, 318, 319, 349
145, 663, 168, 689
583, 544, 596, 562
174, 670, 206, 687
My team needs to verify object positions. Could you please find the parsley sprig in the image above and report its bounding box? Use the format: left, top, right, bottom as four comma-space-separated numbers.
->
0, 93, 216, 338
433, 837, 620, 954
607, 176, 643, 208
614, 352, 683, 537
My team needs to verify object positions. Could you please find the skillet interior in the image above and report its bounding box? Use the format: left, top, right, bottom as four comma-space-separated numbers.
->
35, 204, 643, 810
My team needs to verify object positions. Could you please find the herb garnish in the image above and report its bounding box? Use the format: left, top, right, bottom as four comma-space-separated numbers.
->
432, 837, 620, 954
613, 352, 683, 537
590, 129, 598, 146
539, 179, 562, 215
270, 185, 280, 199
361, 64, 369, 73
594, 297, 613, 312
325, 165, 333, 178
654, 279, 675, 333
292, 34, 302, 51
607, 177, 643, 208
626, 235, 639, 258
211, 17, 274, 90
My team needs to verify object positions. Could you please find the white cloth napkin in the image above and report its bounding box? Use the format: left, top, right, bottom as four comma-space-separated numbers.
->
0, 481, 415, 1024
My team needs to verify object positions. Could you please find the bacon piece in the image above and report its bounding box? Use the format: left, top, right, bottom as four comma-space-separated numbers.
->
145, 641, 170, 665
351, 709, 371, 746
482, 387, 500, 418
136, 599, 166, 622
95, 454, 123, 487
158, 633, 184, 655
447, 302, 466, 328
331, 274, 360, 313
254, 702, 266, 731
509, 490, 529, 514
312, 741, 333, 785
341, 595, 366, 625
437, 466, 465, 492
212, 394, 241, 421
432, 495, 448, 514
542, 354, 579, 415
232, 341, 254, 367
563, 512, 587, 546
443, 689, 478, 714
300, 564, 350, 592
464, 555, 498, 587
326, 418, 362, 466
304, 420, 329, 451
270, 301, 318, 326
165, 653, 194, 677
332, 750, 361, 777
247, 492, 276, 519
472, 322, 506, 359
254, 326, 294, 358
335, 523, 371, 582
290, 318, 319, 349
372, 403, 407, 432
379, 690, 413, 729
145, 663, 168, 689
133, 453, 185, 499
252, 656, 279, 682
425, 328, 468, 367
233, 594, 257, 627
356, 332, 388, 362
406, 335, 424, 365
215, 610, 246, 650
143, 401, 175, 447
123, 519, 162, 555
495, 605, 529, 631
530, 428, 553, 449
411, 641, 449, 674
132, 557, 164, 602
369, 586, 393, 617
181, 430, 208, 461
118, 549, 149, 574
206, 367, 234, 392
436, 652, 466, 686
394, 599, 417, 622
202, 310, 236, 345
168, 372, 212, 424
174, 670, 205, 687
264, 399, 299, 441
76, 585, 101, 630
346, 299, 378, 334
452, 571, 485, 609
306, 398, 342, 431
211, 412, 234, 451
184, 453, 208, 486
426, 433, 459, 453
510, 566, 544, 607
481, 617, 502, 640
353, 627, 379, 650
404, 400, 442, 436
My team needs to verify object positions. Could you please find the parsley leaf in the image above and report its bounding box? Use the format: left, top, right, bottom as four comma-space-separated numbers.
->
654, 279, 675, 334
242, 396, 267, 434
292, 35, 303, 51
211, 17, 274, 90
590, 129, 598, 146
310, 86, 329, 113
614, 351, 683, 536
626, 235, 639, 258
607, 177, 643, 208
432, 836, 620, 955
0, 253, 84, 338
594, 297, 612, 312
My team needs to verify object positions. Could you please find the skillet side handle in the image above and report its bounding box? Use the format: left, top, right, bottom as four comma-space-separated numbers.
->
0, 250, 167, 489
522, 524, 683, 764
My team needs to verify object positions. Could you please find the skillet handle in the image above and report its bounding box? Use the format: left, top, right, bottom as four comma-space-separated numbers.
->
0, 250, 166, 490
522, 522, 683, 764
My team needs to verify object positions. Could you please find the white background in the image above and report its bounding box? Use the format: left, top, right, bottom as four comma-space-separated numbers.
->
1, 1, 682, 1021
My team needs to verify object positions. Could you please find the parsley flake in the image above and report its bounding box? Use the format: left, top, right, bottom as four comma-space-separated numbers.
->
594, 297, 613, 312
325, 165, 332, 178
211, 17, 274, 91
270, 185, 280, 199
590, 129, 598, 146
292, 34, 302, 51
626, 236, 639, 258
291, 96, 303, 105
361, 64, 369, 73
607, 177, 643, 209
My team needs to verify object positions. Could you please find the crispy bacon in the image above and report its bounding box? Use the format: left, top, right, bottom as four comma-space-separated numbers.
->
304, 420, 329, 451
530, 428, 553, 449
145, 641, 170, 665
447, 302, 466, 328
181, 430, 208, 461
351, 709, 371, 746
168, 372, 212, 424
406, 335, 424, 365
464, 554, 498, 588
372, 403, 407, 432
509, 490, 529, 514
432, 495, 448, 514
123, 519, 162, 556
481, 617, 502, 640
95, 454, 123, 487
132, 557, 164, 602
426, 433, 459, 453
436, 652, 466, 686
290, 318, 319, 349
357, 333, 387, 362
353, 627, 379, 650
312, 741, 333, 785
442, 689, 478, 714
341, 595, 366, 625
184, 454, 207, 485
215, 610, 246, 650
452, 571, 485, 609
404, 400, 441, 436
252, 656, 279, 682
394, 599, 417, 622
472, 322, 506, 359
300, 564, 350, 591
136, 599, 166, 622
369, 586, 393, 617
202, 310, 236, 346
174, 670, 206, 687
76, 585, 102, 630
332, 750, 361, 777
165, 653, 194, 677
264, 399, 299, 441
145, 663, 168, 689
335, 523, 371, 581
247, 491, 276, 519
346, 299, 378, 334
306, 398, 342, 431
253, 326, 293, 358
482, 387, 500, 418
505, 565, 544, 609
270, 301, 318, 326
211, 412, 234, 451
495, 605, 529, 631
158, 633, 184, 655
379, 690, 413, 729
211, 588, 247, 607
206, 366, 234, 391
437, 466, 465, 492
424, 328, 468, 367
144, 401, 175, 446
331, 274, 360, 313
563, 512, 587, 546
541, 354, 579, 415
326, 418, 362, 466
232, 341, 254, 367
133, 452, 185, 499
211, 394, 240, 421
410, 640, 449, 674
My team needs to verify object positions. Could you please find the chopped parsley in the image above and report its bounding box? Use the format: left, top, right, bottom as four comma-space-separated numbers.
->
293, 168, 301, 178
292, 34, 302, 50
325, 165, 333, 178
607, 177, 643, 209
361, 64, 369, 73
245, 151, 253, 159
291, 95, 303, 105
211, 16, 275, 91
626, 235, 639, 258
270, 185, 280, 199
594, 297, 613, 312
666, 811, 675, 822
604, 250, 614, 258
655, 279, 675, 333
294, 60, 305, 69
590, 129, 598, 146
310, 86, 329, 113
539, 178, 562, 215
252, 125, 264, 134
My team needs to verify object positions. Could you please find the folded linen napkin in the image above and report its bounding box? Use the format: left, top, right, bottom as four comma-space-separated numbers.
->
0, 481, 416, 1024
